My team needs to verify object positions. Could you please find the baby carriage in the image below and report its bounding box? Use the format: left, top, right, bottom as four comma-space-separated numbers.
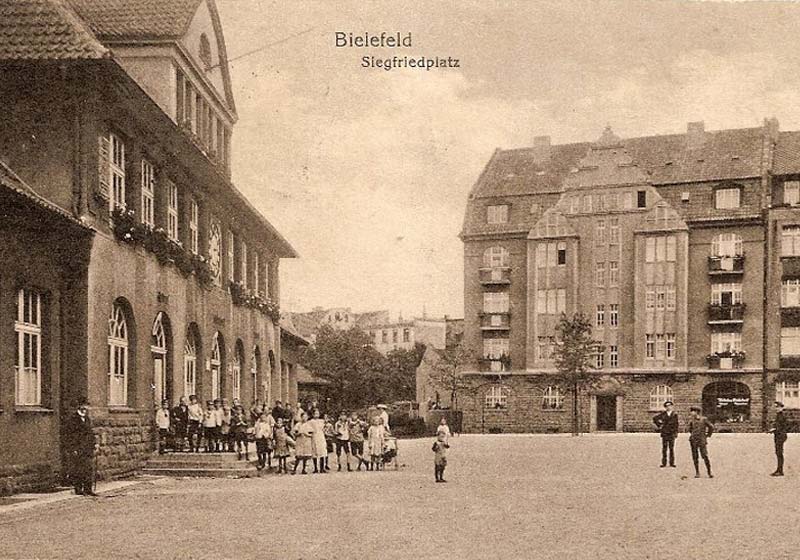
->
382, 436, 399, 470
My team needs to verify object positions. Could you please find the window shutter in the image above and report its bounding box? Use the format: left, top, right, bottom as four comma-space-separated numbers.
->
98, 135, 111, 199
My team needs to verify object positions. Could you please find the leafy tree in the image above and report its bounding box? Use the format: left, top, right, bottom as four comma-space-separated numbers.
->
424, 342, 473, 410
551, 313, 600, 436
382, 342, 427, 403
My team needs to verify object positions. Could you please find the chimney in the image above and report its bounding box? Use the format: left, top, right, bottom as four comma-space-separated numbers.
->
532, 135, 551, 163
686, 121, 705, 150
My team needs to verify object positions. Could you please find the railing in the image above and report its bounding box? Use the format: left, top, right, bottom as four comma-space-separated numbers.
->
479, 312, 511, 330
706, 353, 745, 369
708, 255, 745, 274
479, 267, 511, 285
707, 304, 746, 323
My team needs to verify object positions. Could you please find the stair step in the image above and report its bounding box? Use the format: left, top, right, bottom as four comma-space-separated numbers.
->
142, 466, 262, 478
149, 453, 252, 463
146, 460, 259, 469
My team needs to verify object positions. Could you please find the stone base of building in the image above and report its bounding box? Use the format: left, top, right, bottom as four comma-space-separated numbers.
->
0, 462, 59, 496
93, 413, 156, 481
459, 371, 765, 434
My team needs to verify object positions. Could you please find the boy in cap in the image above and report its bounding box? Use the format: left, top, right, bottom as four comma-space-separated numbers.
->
155, 399, 171, 454
771, 401, 789, 476
688, 406, 714, 478
653, 400, 679, 467
432, 430, 450, 483
187, 395, 204, 452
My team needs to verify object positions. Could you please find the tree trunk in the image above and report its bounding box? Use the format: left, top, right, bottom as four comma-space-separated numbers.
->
572, 381, 579, 436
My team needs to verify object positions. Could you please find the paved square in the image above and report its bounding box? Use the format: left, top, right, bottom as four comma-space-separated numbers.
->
1, 434, 798, 559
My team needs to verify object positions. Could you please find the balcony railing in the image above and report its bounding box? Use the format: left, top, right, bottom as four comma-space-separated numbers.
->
479, 312, 511, 330
708, 255, 745, 274
479, 358, 512, 373
707, 304, 746, 324
479, 267, 511, 285
706, 352, 746, 370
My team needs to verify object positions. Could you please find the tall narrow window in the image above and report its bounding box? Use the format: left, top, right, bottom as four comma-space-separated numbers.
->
557, 242, 567, 265
232, 347, 242, 401
253, 252, 260, 295
782, 279, 800, 308
645, 334, 655, 359
595, 262, 605, 286
251, 349, 259, 403
99, 133, 126, 211
637, 190, 647, 208
782, 227, 800, 257
596, 304, 605, 326
15, 289, 42, 405
609, 218, 619, 243
595, 349, 604, 369
209, 219, 222, 285
556, 289, 566, 314
167, 182, 179, 242
227, 230, 235, 283
211, 333, 222, 400
609, 261, 619, 286
241, 240, 248, 289
189, 199, 199, 254
176, 70, 185, 123
666, 333, 676, 359
141, 159, 155, 227
609, 345, 618, 368
108, 304, 129, 406
609, 303, 619, 327
785, 181, 800, 206
596, 220, 606, 245
184, 333, 197, 398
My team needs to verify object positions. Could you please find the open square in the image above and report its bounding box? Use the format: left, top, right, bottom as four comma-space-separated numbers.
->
1, 434, 797, 559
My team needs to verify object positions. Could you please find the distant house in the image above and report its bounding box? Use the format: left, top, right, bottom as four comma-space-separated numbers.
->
416, 319, 465, 409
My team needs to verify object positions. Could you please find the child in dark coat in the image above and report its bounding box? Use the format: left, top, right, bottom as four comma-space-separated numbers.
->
432, 431, 450, 483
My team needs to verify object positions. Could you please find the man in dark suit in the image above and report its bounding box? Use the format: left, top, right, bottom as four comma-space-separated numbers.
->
65, 402, 98, 496
688, 406, 714, 478
171, 396, 190, 452
653, 400, 679, 467
771, 401, 789, 477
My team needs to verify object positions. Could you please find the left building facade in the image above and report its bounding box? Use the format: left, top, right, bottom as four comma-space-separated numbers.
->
0, 0, 298, 494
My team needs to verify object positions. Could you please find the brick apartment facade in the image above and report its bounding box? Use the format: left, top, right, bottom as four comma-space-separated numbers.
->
0, 0, 298, 493
460, 120, 800, 434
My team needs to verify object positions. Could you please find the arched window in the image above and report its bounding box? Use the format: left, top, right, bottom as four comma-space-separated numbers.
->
251, 346, 261, 403
542, 386, 564, 410
15, 288, 43, 406
151, 313, 170, 405
649, 385, 673, 411
483, 246, 510, 268
702, 381, 750, 423
108, 303, 129, 406
711, 233, 742, 257
232, 340, 244, 401
184, 326, 199, 398
211, 332, 222, 400
484, 385, 509, 409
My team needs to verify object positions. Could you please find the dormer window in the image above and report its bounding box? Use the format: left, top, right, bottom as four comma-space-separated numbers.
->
715, 186, 741, 209
487, 205, 509, 224
199, 34, 212, 70
784, 181, 800, 206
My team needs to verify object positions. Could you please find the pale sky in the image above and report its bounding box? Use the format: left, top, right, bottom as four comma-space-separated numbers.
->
217, 0, 800, 319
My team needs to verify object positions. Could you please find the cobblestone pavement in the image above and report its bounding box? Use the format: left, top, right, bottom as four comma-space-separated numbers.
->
1, 433, 799, 559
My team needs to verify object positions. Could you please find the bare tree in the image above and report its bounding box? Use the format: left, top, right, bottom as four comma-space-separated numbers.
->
424, 342, 473, 410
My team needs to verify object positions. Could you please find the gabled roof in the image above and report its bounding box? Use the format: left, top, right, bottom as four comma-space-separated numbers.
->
775, 131, 800, 175
472, 126, 767, 199
0, 0, 108, 60
66, 0, 203, 39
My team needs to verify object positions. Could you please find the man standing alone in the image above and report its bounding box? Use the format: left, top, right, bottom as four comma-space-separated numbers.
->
65, 402, 98, 496
771, 401, 789, 477
653, 400, 679, 468
688, 406, 714, 479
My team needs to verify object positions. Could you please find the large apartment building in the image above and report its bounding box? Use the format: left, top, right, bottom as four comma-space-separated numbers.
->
459, 120, 800, 434
0, 0, 297, 493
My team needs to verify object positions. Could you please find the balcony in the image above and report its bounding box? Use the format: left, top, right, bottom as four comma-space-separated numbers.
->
479, 267, 511, 285
708, 255, 745, 275
706, 352, 746, 370
479, 312, 511, 331
479, 357, 512, 373
707, 304, 746, 325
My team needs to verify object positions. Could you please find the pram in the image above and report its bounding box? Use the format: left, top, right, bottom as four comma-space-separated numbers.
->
382, 436, 399, 470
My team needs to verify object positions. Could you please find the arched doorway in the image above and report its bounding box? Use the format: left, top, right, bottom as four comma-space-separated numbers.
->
151, 312, 171, 406
252, 346, 262, 405
232, 339, 244, 401
702, 381, 751, 424
211, 332, 225, 400
183, 324, 201, 399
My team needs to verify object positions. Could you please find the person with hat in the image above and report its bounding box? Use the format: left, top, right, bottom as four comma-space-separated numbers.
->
65, 402, 98, 496
688, 406, 714, 478
771, 401, 789, 476
653, 400, 679, 467
155, 399, 171, 454
377, 404, 390, 434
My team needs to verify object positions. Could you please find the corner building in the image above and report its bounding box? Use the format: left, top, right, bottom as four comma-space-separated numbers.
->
460, 121, 800, 434
0, 0, 297, 493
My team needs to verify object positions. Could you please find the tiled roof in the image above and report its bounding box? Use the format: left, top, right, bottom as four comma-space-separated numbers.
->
0, 0, 108, 60
287, 311, 328, 338
473, 126, 766, 198
66, 0, 203, 39
354, 311, 391, 328
775, 131, 800, 175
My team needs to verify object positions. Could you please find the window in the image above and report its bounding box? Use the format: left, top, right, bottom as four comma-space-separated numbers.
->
381, 331, 388, 343
582, 195, 592, 213
655, 334, 666, 359
609, 345, 618, 368
167, 181, 179, 242
596, 304, 605, 326
141, 159, 155, 227
209, 219, 222, 285
556, 289, 566, 314
210, 333, 222, 400
609, 261, 619, 286
785, 181, 800, 206
484, 338, 509, 360
715, 187, 740, 209
666, 333, 676, 359
483, 292, 509, 314
403, 328, 410, 343
646, 235, 676, 262
646, 237, 655, 263
782, 279, 800, 307
595, 194, 605, 212
537, 336, 555, 361
609, 218, 619, 243
487, 205, 509, 224
645, 334, 655, 359
656, 237, 665, 262
557, 242, 566, 265
232, 348, 242, 401
609, 304, 619, 327
712, 233, 743, 257
622, 191, 633, 210
711, 332, 742, 354
184, 333, 197, 398
776, 381, 800, 409
542, 386, 564, 410
596, 220, 606, 245
99, 133, 126, 210
637, 190, 647, 208
781, 327, 800, 356
108, 303, 129, 406
15, 289, 42, 405
253, 252, 260, 294
241, 239, 248, 289
782, 227, 800, 257
483, 246, 510, 268
189, 199, 199, 254
176, 70, 185, 123
251, 349, 259, 403
264, 259, 270, 297
569, 197, 579, 214
666, 236, 676, 262
536, 244, 546, 268
607, 193, 618, 210
650, 385, 673, 410
595, 262, 605, 287
547, 243, 556, 267
711, 283, 742, 306
227, 230, 235, 282
392, 330, 398, 343
646, 290, 655, 310
595, 350, 604, 369
666, 287, 676, 311
485, 385, 508, 409
656, 288, 666, 310
536, 289, 564, 315
537, 242, 565, 268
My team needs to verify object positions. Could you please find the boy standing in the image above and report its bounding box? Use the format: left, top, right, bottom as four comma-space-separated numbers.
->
156, 399, 171, 454
334, 412, 351, 471
432, 431, 450, 483
771, 401, 789, 476
187, 395, 204, 453
653, 400, 679, 467
348, 412, 366, 470
203, 400, 219, 452
688, 406, 714, 478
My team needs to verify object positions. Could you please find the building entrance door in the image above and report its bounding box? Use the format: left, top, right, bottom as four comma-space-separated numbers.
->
596, 395, 617, 431
153, 355, 166, 405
